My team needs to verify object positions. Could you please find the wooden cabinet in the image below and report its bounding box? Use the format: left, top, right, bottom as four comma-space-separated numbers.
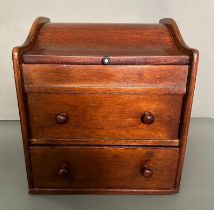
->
12, 17, 199, 194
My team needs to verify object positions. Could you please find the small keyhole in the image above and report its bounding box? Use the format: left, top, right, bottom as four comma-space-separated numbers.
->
102, 56, 110, 65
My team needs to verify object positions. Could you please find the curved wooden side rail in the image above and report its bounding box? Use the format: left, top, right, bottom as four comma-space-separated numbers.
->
12, 17, 50, 188
160, 18, 199, 190
160, 18, 199, 56
13, 16, 50, 60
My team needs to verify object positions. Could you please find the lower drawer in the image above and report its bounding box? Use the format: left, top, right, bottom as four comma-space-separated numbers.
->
30, 146, 179, 190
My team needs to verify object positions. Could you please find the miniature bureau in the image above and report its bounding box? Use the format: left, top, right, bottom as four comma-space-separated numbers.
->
12, 17, 199, 194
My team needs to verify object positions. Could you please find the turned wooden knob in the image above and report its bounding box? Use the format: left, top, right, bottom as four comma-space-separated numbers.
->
141, 112, 155, 125
55, 112, 68, 124
141, 166, 153, 178
58, 163, 69, 177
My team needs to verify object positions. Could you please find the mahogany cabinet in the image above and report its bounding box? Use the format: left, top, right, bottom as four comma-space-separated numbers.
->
12, 17, 199, 194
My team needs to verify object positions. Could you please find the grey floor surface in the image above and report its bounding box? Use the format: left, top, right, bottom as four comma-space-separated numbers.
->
0, 119, 214, 210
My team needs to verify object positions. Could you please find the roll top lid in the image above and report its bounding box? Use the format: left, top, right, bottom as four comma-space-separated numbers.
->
22, 22, 190, 65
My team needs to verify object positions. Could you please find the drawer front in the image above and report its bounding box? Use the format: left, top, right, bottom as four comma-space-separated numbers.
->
27, 93, 183, 140
23, 65, 188, 94
30, 146, 179, 189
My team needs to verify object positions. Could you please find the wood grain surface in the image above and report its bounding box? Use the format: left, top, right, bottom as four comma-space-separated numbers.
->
27, 93, 183, 140
160, 18, 199, 189
23, 64, 188, 94
12, 17, 50, 188
12, 17, 199, 194
22, 23, 189, 65
30, 146, 179, 189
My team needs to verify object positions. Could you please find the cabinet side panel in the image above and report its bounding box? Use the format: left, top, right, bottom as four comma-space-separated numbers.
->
12, 47, 34, 188
160, 18, 199, 189
12, 17, 50, 189
176, 51, 199, 189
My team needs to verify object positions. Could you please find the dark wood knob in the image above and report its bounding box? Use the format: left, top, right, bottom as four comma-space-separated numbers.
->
55, 112, 68, 124
141, 112, 155, 125
58, 163, 69, 177
141, 166, 153, 178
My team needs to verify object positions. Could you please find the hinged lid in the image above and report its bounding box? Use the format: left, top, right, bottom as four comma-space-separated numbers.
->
20, 17, 191, 65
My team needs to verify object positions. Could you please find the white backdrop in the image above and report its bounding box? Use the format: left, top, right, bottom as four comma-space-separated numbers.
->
0, 0, 213, 119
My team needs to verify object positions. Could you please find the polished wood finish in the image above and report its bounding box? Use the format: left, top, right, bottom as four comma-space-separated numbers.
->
55, 112, 68, 124
159, 18, 199, 189
12, 17, 50, 188
12, 17, 199, 194
27, 93, 183, 140
141, 112, 155, 125
29, 188, 179, 195
58, 163, 69, 177
141, 166, 153, 178
30, 138, 180, 147
22, 23, 189, 65
30, 146, 179, 189
22, 64, 188, 94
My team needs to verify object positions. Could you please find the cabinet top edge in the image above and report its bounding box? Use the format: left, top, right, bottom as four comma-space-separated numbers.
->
13, 17, 198, 65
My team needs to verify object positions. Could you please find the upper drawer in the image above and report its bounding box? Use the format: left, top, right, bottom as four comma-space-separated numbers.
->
27, 93, 183, 140
22, 65, 188, 94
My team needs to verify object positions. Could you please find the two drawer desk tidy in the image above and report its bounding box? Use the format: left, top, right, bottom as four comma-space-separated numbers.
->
12, 17, 199, 194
